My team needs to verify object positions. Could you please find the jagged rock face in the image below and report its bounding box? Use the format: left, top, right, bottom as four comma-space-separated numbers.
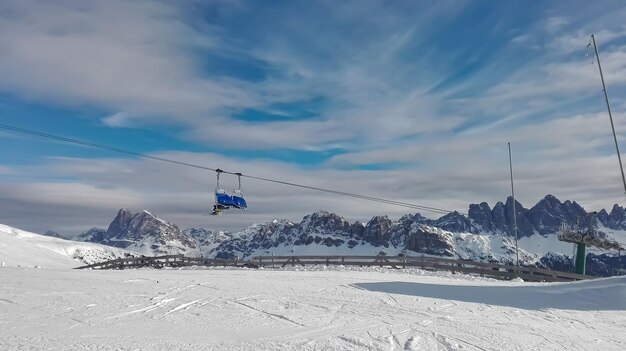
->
433, 211, 474, 234
210, 211, 457, 259
468, 195, 599, 237
79, 208, 198, 255
474, 197, 536, 237
596, 209, 610, 228
526, 196, 586, 235
597, 205, 626, 230
105, 209, 188, 244
106, 208, 133, 239
507, 197, 535, 238
469, 202, 495, 233
398, 213, 429, 225
362, 216, 393, 246
299, 211, 356, 237
212, 220, 299, 259
610, 205, 626, 225
404, 226, 454, 257
490, 201, 508, 234
184, 227, 213, 240
183, 228, 234, 253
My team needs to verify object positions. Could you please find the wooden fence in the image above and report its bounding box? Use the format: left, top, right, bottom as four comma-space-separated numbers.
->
76, 253, 591, 282
75, 254, 257, 270
251, 255, 591, 282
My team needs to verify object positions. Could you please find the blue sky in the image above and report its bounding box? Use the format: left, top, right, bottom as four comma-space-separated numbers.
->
1, 0, 626, 233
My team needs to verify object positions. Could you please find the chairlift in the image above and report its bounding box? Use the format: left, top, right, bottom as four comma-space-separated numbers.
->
231, 173, 248, 210
210, 169, 248, 215
211, 169, 232, 215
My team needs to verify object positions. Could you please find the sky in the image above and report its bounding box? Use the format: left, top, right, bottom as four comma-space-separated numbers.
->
2, 0, 626, 235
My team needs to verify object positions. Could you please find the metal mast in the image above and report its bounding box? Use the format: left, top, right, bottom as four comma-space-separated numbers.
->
591, 34, 626, 196
508, 142, 520, 272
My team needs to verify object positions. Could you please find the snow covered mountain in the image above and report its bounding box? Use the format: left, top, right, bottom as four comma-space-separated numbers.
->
204, 211, 532, 264
64, 195, 626, 275
465, 194, 626, 239
0, 224, 133, 268
76, 208, 200, 256
467, 195, 587, 237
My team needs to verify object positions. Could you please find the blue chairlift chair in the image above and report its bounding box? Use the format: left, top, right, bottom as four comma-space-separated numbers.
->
211, 169, 232, 215
211, 170, 248, 215
231, 173, 248, 210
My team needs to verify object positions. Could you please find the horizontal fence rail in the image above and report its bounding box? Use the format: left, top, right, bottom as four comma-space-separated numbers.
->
251, 255, 592, 282
75, 254, 258, 270
76, 254, 591, 282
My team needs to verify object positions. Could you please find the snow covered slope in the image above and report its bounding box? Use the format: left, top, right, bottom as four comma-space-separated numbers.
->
0, 224, 133, 269
0, 266, 624, 350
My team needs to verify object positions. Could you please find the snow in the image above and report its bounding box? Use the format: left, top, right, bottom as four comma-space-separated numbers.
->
1, 266, 624, 350
0, 224, 131, 268
1, 222, 626, 350
237, 223, 543, 265
518, 231, 622, 257
598, 224, 626, 245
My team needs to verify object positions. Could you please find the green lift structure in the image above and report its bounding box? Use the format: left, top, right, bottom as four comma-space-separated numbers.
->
558, 213, 624, 275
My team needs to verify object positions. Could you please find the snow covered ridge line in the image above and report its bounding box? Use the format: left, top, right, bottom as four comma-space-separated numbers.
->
69, 207, 550, 263
75, 252, 589, 282
60, 200, 626, 276
0, 223, 135, 269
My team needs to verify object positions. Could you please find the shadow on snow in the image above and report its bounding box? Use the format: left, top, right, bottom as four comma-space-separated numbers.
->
353, 277, 626, 311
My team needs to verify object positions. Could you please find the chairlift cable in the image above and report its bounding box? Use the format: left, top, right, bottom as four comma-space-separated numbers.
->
0, 123, 461, 215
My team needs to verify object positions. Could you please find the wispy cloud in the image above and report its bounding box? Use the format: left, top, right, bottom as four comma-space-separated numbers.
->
2, 1, 626, 234
0, 0, 255, 118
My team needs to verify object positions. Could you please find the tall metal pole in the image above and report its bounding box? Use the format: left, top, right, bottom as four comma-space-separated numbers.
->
591, 34, 626, 196
508, 142, 520, 272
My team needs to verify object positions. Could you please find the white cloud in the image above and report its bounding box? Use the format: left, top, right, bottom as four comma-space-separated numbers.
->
0, 0, 473, 151
0, 0, 256, 119
4, 131, 626, 236
545, 16, 569, 34
511, 34, 534, 45
3, 1, 626, 235
102, 112, 129, 127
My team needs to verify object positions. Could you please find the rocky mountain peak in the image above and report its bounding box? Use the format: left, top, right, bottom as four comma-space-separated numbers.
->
362, 215, 393, 245
79, 208, 198, 255
106, 208, 134, 237
600, 204, 626, 230
433, 211, 473, 233
399, 213, 429, 224
610, 204, 625, 218
71, 195, 626, 275
299, 210, 354, 235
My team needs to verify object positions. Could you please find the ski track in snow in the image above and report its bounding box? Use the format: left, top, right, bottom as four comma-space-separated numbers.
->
1, 267, 625, 351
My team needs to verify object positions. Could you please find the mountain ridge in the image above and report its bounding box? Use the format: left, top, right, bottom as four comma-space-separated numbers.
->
64, 194, 626, 276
